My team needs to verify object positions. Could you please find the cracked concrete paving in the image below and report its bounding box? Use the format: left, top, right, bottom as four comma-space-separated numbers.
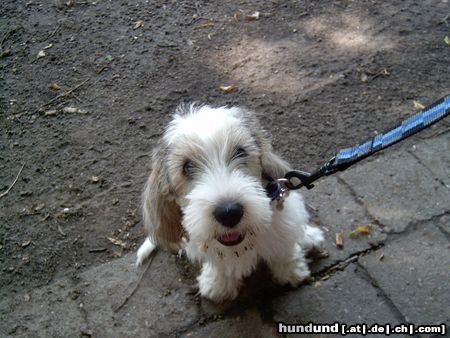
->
1, 131, 449, 337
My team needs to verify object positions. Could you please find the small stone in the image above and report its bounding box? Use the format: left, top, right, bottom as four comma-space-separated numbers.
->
90, 176, 100, 183
45, 110, 58, 116
21, 240, 31, 248
37, 50, 46, 58
34, 203, 45, 211
19, 191, 32, 197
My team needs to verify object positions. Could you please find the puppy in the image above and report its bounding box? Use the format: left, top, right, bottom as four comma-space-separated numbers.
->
136, 104, 324, 302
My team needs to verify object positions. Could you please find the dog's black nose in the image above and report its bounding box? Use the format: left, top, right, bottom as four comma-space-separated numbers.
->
213, 201, 244, 228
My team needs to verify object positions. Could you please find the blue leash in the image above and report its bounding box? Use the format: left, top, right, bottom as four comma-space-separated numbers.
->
267, 95, 450, 199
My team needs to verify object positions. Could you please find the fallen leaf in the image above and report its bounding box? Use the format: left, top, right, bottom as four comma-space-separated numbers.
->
0, 50, 11, 58
44, 110, 58, 116
37, 50, 46, 59
34, 203, 45, 211
63, 107, 78, 113
107, 237, 127, 248
133, 20, 144, 30
349, 224, 372, 238
48, 83, 61, 90
220, 85, 237, 93
112, 250, 123, 258
233, 10, 242, 22
444, 36, 450, 46
194, 22, 215, 29
66, 0, 75, 7
320, 274, 330, 281
22, 240, 31, 248
244, 11, 260, 21
378, 251, 385, 261
57, 225, 66, 236
413, 100, 425, 110
335, 232, 344, 249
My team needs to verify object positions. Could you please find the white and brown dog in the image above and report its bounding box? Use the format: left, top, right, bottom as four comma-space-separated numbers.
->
136, 104, 324, 302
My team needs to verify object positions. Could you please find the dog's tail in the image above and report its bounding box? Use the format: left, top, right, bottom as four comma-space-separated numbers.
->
136, 237, 156, 267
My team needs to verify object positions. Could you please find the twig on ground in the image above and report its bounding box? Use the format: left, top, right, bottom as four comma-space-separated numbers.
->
113, 250, 157, 313
1, 29, 15, 51
45, 25, 61, 41
89, 248, 107, 253
71, 93, 84, 103
29, 213, 51, 229
0, 163, 25, 199
194, 22, 215, 29
438, 14, 448, 26
38, 77, 90, 112
195, 2, 202, 18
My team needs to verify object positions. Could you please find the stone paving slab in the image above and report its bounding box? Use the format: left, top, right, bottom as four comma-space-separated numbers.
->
408, 132, 450, 189
272, 264, 407, 338
0, 251, 199, 338
181, 309, 277, 338
340, 140, 450, 232
303, 176, 387, 272
359, 222, 450, 326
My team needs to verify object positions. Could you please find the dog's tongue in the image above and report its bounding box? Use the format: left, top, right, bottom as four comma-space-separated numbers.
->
218, 231, 241, 243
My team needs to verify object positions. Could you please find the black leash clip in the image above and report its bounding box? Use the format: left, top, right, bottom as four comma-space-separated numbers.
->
283, 156, 340, 190
284, 170, 316, 190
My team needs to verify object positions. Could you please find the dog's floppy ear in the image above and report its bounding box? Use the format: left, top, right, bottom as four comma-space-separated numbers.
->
261, 143, 291, 180
256, 128, 291, 180
142, 147, 183, 251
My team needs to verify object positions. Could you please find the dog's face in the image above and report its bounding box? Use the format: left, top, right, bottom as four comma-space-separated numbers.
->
144, 105, 290, 258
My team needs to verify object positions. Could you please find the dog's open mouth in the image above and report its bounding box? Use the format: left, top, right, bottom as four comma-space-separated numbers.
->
217, 231, 245, 246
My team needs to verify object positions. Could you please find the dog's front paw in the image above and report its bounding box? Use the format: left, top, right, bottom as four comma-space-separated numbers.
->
301, 225, 325, 252
197, 264, 240, 302
271, 258, 311, 287
270, 244, 311, 287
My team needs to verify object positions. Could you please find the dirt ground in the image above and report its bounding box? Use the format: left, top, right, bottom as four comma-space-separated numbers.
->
0, 0, 449, 302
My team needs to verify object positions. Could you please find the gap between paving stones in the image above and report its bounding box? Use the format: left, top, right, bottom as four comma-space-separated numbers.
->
407, 150, 449, 191
436, 223, 450, 242
310, 243, 384, 282
354, 261, 414, 331
381, 211, 450, 237
250, 215, 448, 330
336, 173, 387, 230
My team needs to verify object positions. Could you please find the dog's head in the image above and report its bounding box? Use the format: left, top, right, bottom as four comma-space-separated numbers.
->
143, 104, 290, 258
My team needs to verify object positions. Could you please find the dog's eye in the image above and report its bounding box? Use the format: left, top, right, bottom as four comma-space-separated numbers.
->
183, 161, 195, 177
233, 148, 247, 159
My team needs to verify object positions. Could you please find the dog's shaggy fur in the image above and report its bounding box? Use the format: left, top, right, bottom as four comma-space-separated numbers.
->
136, 104, 324, 302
